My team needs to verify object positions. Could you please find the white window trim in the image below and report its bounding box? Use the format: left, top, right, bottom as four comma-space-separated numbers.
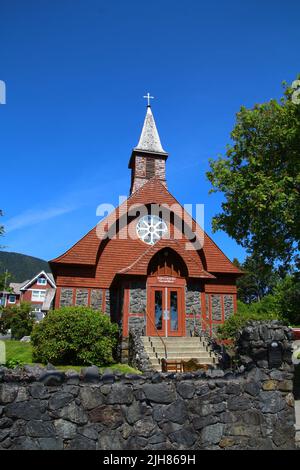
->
37, 277, 47, 286
8, 295, 16, 304
31, 290, 46, 301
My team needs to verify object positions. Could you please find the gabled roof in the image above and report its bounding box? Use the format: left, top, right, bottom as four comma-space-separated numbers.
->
20, 270, 56, 290
134, 106, 167, 155
50, 177, 242, 277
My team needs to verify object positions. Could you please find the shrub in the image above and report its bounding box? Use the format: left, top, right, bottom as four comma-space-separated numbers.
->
31, 306, 119, 366
217, 304, 282, 341
5, 358, 25, 369
0, 302, 35, 340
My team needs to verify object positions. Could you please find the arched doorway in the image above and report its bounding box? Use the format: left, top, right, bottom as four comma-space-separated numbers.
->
147, 249, 187, 337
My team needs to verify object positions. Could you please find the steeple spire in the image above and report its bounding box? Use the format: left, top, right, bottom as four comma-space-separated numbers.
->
134, 100, 167, 154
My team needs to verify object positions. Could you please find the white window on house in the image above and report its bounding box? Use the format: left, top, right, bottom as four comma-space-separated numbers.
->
8, 295, 16, 304
31, 290, 46, 301
37, 277, 47, 286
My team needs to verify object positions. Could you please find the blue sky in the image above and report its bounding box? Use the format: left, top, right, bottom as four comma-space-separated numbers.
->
1, 0, 299, 263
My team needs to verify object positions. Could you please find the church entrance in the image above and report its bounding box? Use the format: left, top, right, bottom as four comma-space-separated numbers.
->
147, 284, 185, 336
146, 248, 187, 337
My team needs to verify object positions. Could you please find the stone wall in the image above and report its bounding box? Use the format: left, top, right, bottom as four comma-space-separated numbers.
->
211, 294, 222, 321
75, 289, 88, 307
60, 288, 73, 307
0, 322, 296, 450
185, 283, 202, 336
105, 290, 110, 316
224, 294, 234, 319
0, 365, 295, 450
90, 290, 103, 311
129, 282, 146, 315
128, 328, 153, 373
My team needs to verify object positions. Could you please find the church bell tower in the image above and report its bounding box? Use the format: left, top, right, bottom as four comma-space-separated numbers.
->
128, 95, 168, 195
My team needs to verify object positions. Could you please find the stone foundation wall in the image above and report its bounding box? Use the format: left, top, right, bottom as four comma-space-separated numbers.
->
128, 328, 153, 373
0, 364, 295, 450
0, 322, 296, 450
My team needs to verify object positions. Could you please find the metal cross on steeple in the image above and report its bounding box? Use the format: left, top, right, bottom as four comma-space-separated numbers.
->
143, 92, 154, 107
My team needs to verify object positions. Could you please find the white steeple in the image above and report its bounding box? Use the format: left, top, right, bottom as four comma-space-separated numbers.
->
134, 104, 167, 154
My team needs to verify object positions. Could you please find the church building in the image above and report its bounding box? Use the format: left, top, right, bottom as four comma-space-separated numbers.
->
50, 100, 241, 361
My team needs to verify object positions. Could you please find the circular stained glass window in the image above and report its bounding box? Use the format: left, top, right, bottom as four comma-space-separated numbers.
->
136, 215, 168, 245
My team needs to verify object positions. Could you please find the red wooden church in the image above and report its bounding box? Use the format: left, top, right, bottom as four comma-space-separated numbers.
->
50, 101, 241, 361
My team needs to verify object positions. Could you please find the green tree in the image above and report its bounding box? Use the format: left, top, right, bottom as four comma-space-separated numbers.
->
0, 270, 11, 292
207, 77, 300, 269
0, 302, 35, 339
233, 255, 280, 303
272, 275, 300, 325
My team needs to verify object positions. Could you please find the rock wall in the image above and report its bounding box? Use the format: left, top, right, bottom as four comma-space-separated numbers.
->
129, 282, 147, 315
0, 365, 295, 450
0, 322, 296, 450
128, 328, 153, 373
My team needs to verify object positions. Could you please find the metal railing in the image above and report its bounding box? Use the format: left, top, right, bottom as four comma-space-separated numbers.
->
146, 310, 168, 360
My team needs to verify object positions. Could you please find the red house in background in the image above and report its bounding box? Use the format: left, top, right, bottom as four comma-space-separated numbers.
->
50, 103, 242, 361
0, 270, 56, 320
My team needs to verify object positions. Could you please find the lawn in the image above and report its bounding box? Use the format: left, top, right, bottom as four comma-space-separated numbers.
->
3, 340, 140, 374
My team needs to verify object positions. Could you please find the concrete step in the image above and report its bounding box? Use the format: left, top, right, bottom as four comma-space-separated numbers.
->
144, 344, 209, 352
145, 350, 214, 358
147, 353, 215, 361
143, 336, 205, 343
141, 335, 218, 370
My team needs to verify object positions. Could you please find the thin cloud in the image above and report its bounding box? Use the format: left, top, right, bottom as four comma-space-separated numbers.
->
5, 206, 75, 233
4, 174, 128, 234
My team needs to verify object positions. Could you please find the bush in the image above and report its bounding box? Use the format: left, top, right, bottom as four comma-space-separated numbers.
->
31, 306, 119, 366
0, 302, 35, 339
217, 303, 281, 341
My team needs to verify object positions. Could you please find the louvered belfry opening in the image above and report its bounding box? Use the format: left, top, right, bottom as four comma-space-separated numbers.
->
146, 157, 155, 179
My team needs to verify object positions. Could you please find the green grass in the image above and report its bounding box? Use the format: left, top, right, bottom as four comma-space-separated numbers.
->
3, 340, 140, 374
5, 340, 33, 364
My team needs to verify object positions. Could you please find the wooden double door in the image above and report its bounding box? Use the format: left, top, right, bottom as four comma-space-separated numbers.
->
147, 281, 185, 337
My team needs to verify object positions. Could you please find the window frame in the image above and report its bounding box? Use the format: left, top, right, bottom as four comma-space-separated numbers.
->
8, 294, 16, 304
31, 290, 46, 302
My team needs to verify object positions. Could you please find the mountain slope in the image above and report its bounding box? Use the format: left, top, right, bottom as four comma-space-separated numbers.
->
0, 251, 50, 283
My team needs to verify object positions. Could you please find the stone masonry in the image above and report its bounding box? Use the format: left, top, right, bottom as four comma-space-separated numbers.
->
75, 289, 88, 307
129, 282, 147, 314
60, 288, 73, 307
185, 283, 202, 337
0, 322, 296, 450
90, 289, 103, 311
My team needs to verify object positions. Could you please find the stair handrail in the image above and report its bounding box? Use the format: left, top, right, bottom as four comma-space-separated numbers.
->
146, 310, 168, 360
